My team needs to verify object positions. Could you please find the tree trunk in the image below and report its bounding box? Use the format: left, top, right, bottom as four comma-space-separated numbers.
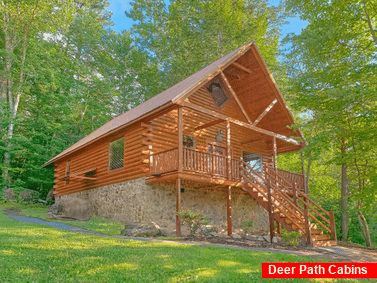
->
2, 18, 28, 188
340, 141, 349, 242
1, 11, 15, 187
301, 151, 311, 194
356, 203, 372, 247
362, 0, 377, 46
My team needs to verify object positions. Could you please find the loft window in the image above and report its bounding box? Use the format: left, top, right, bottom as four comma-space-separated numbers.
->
109, 138, 124, 170
207, 78, 228, 107
183, 135, 196, 148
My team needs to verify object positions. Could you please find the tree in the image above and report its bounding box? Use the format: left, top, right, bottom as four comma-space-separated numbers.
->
126, 0, 284, 91
283, 0, 377, 246
0, 0, 75, 187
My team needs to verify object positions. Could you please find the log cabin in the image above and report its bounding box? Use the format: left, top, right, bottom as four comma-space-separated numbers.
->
44, 42, 336, 246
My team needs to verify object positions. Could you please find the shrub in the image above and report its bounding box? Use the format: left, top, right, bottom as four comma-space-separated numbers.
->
178, 209, 208, 237
18, 189, 40, 203
4, 188, 16, 201
240, 220, 254, 235
46, 190, 55, 205
281, 229, 301, 246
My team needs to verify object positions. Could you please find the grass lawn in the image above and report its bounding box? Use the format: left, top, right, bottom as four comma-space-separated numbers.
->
0, 202, 370, 282
1, 201, 124, 236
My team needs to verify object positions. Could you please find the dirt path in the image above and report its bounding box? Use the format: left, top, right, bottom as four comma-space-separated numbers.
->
6, 211, 377, 262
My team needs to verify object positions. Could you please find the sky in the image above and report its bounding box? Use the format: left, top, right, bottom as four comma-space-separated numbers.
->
106, 0, 307, 40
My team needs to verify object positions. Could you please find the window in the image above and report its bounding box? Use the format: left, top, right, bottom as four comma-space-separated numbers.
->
65, 160, 71, 184
207, 78, 229, 107
66, 160, 71, 176
243, 152, 263, 173
183, 135, 196, 148
109, 138, 124, 170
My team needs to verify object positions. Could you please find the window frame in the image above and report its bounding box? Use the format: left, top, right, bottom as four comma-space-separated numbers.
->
108, 137, 125, 171
206, 78, 230, 108
183, 135, 196, 149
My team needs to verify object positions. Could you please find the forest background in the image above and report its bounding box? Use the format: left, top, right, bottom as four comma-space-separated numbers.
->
0, 0, 376, 247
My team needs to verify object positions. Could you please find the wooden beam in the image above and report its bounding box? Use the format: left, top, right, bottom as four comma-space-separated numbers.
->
176, 178, 182, 237
269, 137, 277, 243
227, 186, 233, 236
70, 175, 96, 181
194, 119, 224, 132
241, 138, 263, 145
178, 107, 183, 172
220, 71, 252, 124
223, 70, 241, 80
232, 62, 253, 74
179, 101, 301, 146
273, 137, 278, 169
173, 42, 254, 104
252, 99, 278, 126
226, 120, 231, 179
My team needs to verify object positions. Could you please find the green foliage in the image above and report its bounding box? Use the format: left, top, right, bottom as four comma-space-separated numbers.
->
0, 0, 158, 198
178, 209, 208, 237
281, 0, 377, 247
281, 229, 301, 247
126, 0, 283, 91
240, 220, 254, 235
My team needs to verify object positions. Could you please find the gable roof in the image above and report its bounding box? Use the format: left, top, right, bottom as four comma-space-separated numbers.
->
44, 42, 299, 166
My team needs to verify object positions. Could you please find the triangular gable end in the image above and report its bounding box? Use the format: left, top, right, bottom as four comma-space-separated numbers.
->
44, 42, 301, 166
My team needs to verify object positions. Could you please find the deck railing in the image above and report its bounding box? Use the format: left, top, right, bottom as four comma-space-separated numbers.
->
150, 148, 240, 180
149, 148, 303, 186
150, 148, 178, 175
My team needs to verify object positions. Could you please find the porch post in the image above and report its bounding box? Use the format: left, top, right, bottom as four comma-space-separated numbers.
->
176, 106, 183, 237
227, 186, 233, 236
267, 137, 278, 243
176, 178, 182, 237
226, 120, 231, 179
266, 170, 274, 243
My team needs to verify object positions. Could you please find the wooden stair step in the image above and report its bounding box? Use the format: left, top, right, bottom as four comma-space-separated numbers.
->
312, 234, 331, 241
310, 229, 323, 235
312, 240, 337, 247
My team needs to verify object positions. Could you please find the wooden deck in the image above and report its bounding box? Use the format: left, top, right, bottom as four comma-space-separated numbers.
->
148, 147, 241, 184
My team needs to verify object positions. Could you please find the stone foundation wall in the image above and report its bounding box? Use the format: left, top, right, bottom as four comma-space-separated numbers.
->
56, 178, 268, 235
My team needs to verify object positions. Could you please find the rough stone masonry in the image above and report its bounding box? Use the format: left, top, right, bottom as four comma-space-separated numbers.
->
55, 178, 268, 236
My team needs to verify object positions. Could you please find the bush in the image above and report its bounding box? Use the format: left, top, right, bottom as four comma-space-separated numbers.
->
178, 209, 208, 237
281, 229, 301, 246
18, 189, 40, 203
46, 190, 55, 205
240, 220, 254, 236
4, 188, 17, 201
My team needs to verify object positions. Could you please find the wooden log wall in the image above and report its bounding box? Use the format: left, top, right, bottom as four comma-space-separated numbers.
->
53, 84, 277, 196
145, 86, 277, 170
54, 123, 146, 196
188, 86, 248, 123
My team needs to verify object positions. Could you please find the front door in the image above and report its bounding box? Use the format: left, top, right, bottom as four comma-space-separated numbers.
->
208, 143, 226, 177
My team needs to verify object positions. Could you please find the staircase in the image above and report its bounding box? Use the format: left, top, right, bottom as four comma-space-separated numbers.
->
240, 159, 336, 247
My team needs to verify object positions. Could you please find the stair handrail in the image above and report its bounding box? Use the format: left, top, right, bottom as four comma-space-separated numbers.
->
241, 163, 307, 230
240, 169, 306, 234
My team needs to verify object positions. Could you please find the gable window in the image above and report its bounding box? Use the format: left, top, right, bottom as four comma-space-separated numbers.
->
207, 78, 229, 107
109, 138, 124, 170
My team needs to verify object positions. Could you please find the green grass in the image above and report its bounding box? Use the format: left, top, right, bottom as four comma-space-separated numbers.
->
0, 202, 372, 282
1, 201, 124, 236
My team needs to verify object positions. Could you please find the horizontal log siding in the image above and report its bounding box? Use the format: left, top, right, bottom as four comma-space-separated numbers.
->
188, 86, 248, 123
54, 123, 146, 196
148, 107, 244, 163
